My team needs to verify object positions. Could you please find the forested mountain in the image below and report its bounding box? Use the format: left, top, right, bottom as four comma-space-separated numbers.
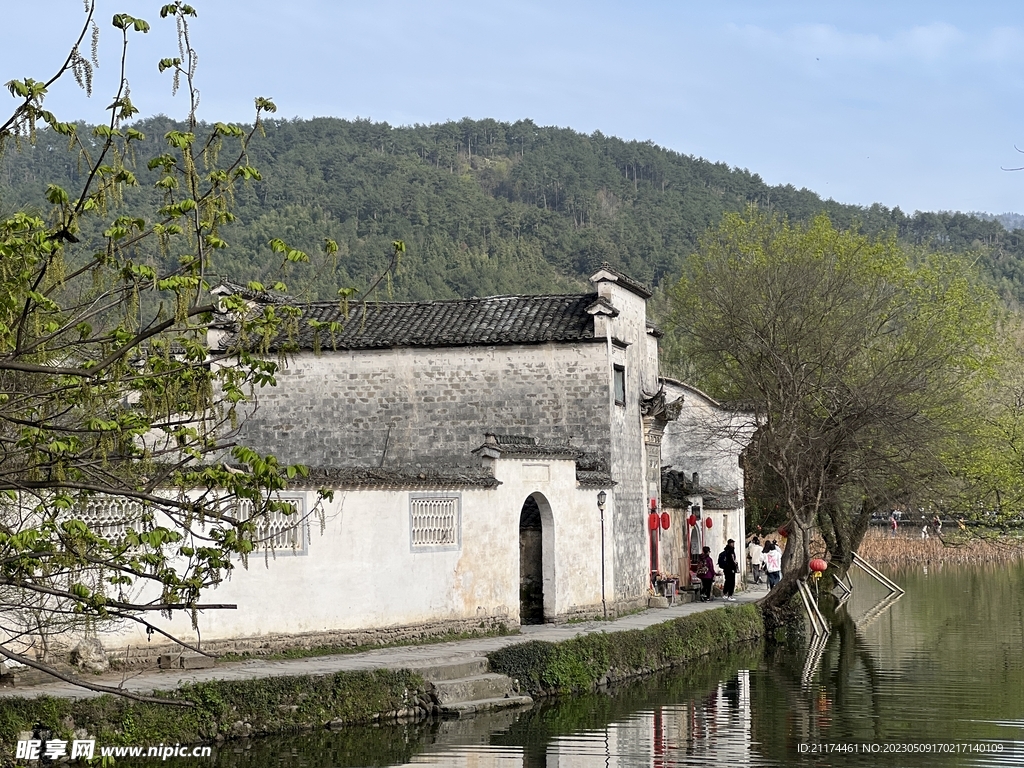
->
4, 116, 1024, 305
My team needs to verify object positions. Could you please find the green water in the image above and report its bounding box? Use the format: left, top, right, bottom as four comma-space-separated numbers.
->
129, 561, 1024, 767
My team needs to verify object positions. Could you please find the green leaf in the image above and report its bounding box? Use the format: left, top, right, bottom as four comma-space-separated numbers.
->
45, 185, 69, 205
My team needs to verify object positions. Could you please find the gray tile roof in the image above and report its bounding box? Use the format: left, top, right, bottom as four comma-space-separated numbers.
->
473, 434, 586, 460
576, 471, 616, 489
591, 263, 653, 299
290, 467, 502, 489
262, 293, 601, 351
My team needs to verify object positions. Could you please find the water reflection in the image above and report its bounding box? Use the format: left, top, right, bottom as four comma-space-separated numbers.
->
127, 562, 1024, 767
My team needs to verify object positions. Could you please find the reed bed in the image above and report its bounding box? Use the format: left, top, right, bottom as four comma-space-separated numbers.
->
855, 527, 1024, 566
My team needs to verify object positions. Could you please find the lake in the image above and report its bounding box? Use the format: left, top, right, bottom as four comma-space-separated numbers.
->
131, 560, 1024, 767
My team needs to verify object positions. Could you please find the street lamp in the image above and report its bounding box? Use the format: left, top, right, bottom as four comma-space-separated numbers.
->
597, 490, 607, 619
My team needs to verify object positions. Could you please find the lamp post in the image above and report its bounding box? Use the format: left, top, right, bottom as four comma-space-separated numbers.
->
597, 490, 607, 619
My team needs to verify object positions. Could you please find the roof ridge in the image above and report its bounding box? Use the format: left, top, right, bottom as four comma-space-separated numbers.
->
229, 292, 601, 352
298, 292, 599, 309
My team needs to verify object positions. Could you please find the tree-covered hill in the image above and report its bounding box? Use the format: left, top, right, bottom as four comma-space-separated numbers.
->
4, 115, 1024, 304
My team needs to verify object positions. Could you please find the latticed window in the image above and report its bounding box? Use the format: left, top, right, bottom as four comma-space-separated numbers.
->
76, 496, 143, 539
236, 496, 307, 554
410, 494, 461, 551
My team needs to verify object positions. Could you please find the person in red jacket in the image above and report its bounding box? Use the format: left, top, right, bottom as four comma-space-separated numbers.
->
697, 546, 716, 602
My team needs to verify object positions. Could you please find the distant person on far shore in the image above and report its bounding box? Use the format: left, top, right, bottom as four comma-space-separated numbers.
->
890, 514, 899, 537
764, 540, 782, 589
921, 524, 929, 540
747, 536, 764, 585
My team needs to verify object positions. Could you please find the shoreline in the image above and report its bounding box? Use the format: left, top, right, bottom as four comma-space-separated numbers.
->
0, 592, 764, 761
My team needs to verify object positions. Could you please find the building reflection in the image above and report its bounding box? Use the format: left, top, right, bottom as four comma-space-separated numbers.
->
541, 670, 753, 767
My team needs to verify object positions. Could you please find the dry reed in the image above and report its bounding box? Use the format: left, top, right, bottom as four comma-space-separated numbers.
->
855, 527, 1024, 566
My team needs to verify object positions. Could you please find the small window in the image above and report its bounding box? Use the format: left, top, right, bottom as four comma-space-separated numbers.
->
75, 496, 143, 540
410, 493, 461, 551
237, 495, 308, 555
613, 365, 626, 406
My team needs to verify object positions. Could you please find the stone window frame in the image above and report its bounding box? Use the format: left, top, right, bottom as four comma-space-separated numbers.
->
409, 492, 462, 552
75, 495, 143, 541
236, 494, 310, 557
613, 364, 626, 406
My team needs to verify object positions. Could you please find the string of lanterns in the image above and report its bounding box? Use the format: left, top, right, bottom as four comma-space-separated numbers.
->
683, 512, 714, 529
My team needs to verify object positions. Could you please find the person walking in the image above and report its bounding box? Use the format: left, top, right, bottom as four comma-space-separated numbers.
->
747, 536, 764, 585
718, 540, 740, 601
764, 540, 782, 590
696, 546, 716, 602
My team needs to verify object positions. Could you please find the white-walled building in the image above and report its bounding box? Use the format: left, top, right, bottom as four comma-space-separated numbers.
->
90, 266, 692, 660
657, 379, 757, 585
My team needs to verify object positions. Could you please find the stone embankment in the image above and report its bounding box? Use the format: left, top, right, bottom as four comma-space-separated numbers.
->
0, 588, 765, 760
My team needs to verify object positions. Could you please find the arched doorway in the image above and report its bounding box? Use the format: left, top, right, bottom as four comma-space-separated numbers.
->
519, 493, 555, 624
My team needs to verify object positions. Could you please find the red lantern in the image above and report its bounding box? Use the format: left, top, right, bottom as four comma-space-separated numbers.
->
687, 514, 698, 527
648, 512, 660, 531
809, 558, 828, 573
705, 516, 713, 529
777, 526, 789, 538
650, 498, 657, 510
660, 512, 671, 530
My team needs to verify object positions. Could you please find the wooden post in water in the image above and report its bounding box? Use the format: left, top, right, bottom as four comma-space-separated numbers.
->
852, 552, 905, 595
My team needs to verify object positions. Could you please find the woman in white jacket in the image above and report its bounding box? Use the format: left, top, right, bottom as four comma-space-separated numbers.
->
763, 540, 782, 589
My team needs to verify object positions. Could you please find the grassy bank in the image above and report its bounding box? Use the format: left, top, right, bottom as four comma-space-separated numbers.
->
0, 669, 426, 766
0, 605, 763, 765
857, 527, 1024, 566
488, 603, 763, 696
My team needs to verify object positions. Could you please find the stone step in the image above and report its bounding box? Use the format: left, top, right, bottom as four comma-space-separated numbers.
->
407, 656, 489, 682
430, 673, 516, 705
438, 695, 534, 718
431, 707, 523, 738
157, 653, 216, 670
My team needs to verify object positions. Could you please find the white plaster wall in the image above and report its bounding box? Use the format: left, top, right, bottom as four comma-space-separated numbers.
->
489, 458, 607, 618
97, 456, 609, 650
661, 380, 756, 497
595, 278, 660, 603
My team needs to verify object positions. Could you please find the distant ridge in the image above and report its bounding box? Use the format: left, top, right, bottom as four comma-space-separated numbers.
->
969, 211, 1024, 232
3, 115, 1024, 307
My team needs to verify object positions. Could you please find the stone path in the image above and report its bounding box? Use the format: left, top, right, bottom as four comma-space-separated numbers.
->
0, 585, 766, 700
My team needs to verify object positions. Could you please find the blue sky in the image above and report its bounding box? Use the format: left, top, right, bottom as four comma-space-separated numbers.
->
4, 1, 1024, 214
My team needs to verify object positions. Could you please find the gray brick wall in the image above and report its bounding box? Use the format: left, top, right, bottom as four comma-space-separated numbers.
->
234, 343, 612, 469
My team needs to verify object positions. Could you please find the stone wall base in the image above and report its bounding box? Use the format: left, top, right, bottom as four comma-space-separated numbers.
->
547, 603, 606, 624
103, 615, 518, 668
610, 595, 649, 617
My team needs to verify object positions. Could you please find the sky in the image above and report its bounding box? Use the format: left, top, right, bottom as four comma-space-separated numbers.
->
3, 1, 1024, 215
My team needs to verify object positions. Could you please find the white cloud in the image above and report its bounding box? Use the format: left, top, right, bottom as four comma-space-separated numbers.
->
979, 26, 1024, 61
728, 21, 969, 64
